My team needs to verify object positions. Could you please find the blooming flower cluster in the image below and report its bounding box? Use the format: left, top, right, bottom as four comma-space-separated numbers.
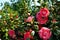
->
36, 7, 49, 24
36, 7, 51, 40
8, 8, 52, 40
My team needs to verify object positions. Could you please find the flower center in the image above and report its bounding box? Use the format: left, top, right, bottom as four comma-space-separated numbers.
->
42, 17, 45, 19
42, 11, 46, 14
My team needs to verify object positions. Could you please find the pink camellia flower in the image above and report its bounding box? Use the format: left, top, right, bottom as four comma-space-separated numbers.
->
38, 27, 51, 40
39, 8, 49, 17
36, 12, 48, 24
8, 30, 16, 38
26, 16, 34, 22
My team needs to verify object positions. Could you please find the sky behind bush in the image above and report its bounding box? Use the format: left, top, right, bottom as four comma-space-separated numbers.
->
0, 0, 17, 10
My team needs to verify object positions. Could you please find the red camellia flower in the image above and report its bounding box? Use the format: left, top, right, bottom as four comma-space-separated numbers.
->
24, 32, 33, 40
8, 30, 16, 38
38, 27, 51, 40
36, 8, 49, 24
36, 12, 48, 24
39, 8, 49, 17
26, 16, 34, 22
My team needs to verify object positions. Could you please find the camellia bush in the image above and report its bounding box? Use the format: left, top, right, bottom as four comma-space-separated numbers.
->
0, 0, 60, 40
